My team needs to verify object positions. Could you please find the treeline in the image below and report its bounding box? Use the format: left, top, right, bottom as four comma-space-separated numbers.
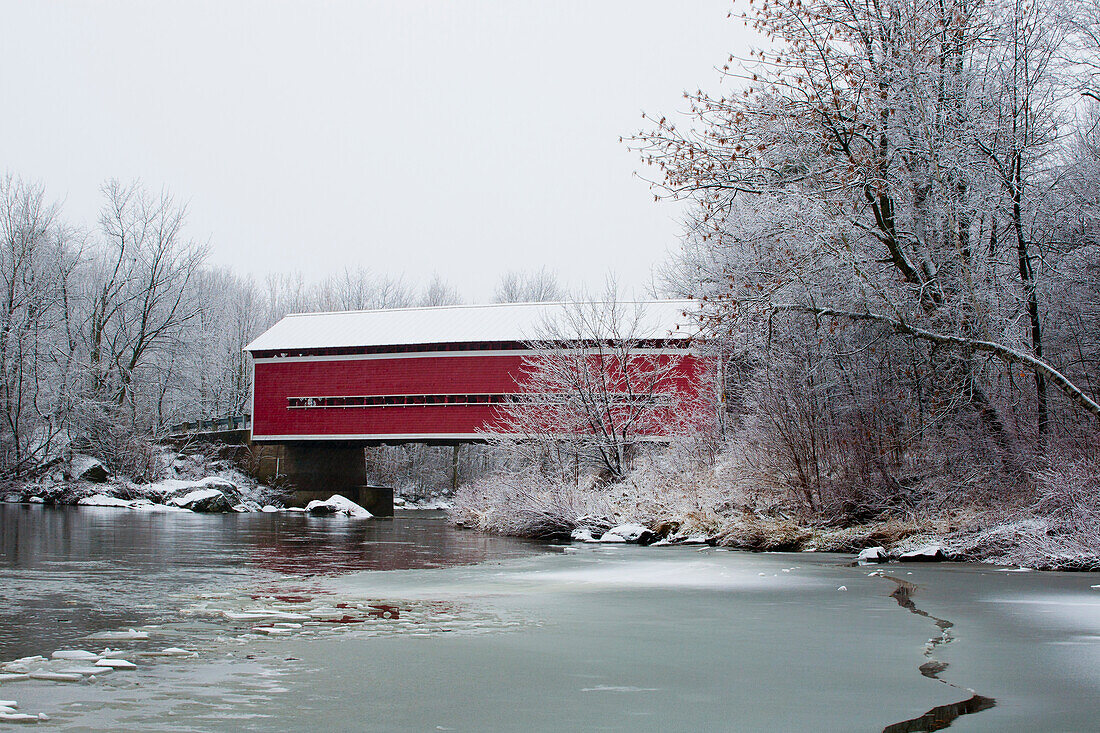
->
634, 0, 1100, 514
0, 174, 564, 480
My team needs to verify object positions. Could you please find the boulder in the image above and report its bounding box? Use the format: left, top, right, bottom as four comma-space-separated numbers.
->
899, 544, 950, 562
168, 488, 233, 513
305, 494, 373, 518
857, 546, 889, 564
69, 455, 108, 483
598, 523, 656, 545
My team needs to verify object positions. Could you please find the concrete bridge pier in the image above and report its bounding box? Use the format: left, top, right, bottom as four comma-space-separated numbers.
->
251, 442, 393, 516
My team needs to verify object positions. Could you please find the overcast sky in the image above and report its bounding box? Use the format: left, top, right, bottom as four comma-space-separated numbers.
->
0, 1, 755, 302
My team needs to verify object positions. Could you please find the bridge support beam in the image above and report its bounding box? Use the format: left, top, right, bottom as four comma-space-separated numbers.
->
250, 442, 393, 516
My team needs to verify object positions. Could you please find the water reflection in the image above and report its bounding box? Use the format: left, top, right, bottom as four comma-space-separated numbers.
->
0, 504, 543, 659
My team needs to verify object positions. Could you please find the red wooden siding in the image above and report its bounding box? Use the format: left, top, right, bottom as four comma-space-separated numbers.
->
252, 350, 704, 440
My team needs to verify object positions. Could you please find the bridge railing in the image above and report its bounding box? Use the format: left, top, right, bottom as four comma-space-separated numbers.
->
169, 414, 251, 436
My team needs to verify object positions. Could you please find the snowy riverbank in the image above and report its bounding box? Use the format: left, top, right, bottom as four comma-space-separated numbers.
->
1, 449, 285, 514
452, 467, 1100, 572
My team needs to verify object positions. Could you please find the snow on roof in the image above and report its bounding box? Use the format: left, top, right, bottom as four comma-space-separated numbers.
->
245, 300, 701, 353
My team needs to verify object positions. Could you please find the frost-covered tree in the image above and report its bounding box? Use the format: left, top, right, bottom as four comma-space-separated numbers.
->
0, 176, 79, 476
489, 290, 698, 481
636, 0, 1100, 450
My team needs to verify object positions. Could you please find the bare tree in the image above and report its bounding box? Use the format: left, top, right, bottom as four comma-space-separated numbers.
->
0, 175, 79, 476
82, 180, 207, 425
493, 267, 563, 303
419, 272, 463, 307
489, 290, 698, 481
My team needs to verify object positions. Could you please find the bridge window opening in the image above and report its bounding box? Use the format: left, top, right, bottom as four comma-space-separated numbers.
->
285, 392, 669, 411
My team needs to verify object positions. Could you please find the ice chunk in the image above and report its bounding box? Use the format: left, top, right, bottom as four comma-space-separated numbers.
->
58, 667, 106, 676
155, 647, 193, 656
88, 628, 149, 640
251, 626, 292, 635
29, 672, 83, 682
27, 496, 44, 504
261, 505, 279, 512
94, 658, 136, 670
305, 495, 373, 518
223, 609, 311, 621
0, 712, 39, 723
837, 586, 848, 591
5, 656, 46, 669
0, 673, 30, 683
0, 700, 16, 709
51, 650, 99, 661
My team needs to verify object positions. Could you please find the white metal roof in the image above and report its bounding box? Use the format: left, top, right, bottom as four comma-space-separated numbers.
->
245, 300, 701, 353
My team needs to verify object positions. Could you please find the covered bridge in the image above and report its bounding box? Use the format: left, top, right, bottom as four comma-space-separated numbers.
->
243, 301, 703, 510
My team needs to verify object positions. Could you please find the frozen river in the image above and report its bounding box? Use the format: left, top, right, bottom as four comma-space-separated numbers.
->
2, 505, 1100, 730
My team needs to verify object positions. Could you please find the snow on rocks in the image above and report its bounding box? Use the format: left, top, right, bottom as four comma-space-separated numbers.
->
305, 495, 373, 518
857, 546, 889, 564
570, 528, 599, 543
899, 544, 951, 562
598, 523, 656, 545
167, 487, 233, 513
78, 495, 140, 508
68, 455, 108, 483
27, 497, 44, 504
261, 505, 279, 512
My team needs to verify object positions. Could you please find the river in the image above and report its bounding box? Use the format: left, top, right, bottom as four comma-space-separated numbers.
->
1, 504, 1099, 731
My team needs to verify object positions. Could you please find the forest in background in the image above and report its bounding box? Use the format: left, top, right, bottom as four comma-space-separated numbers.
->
0, 173, 566, 483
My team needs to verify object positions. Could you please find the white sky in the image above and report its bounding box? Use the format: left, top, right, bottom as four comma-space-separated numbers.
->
0, 1, 756, 301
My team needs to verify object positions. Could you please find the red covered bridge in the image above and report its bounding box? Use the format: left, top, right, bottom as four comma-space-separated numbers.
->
243, 301, 704, 511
